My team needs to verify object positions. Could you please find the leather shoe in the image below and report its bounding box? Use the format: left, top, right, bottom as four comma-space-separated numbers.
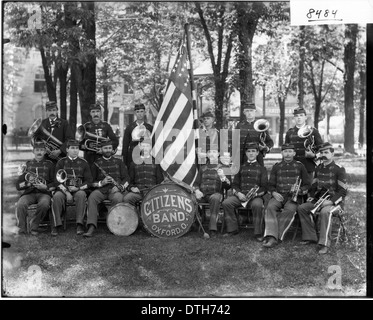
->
209, 230, 218, 238
76, 224, 85, 235
318, 246, 329, 255
263, 237, 278, 248
223, 230, 239, 237
51, 227, 58, 237
255, 235, 265, 242
83, 225, 95, 238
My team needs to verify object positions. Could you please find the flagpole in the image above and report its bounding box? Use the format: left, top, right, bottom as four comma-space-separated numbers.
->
184, 23, 199, 130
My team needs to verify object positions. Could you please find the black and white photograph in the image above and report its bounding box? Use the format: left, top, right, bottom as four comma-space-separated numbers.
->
1, 1, 369, 301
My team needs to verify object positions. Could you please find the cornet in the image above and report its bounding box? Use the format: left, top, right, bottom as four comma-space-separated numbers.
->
18, 164, 46, 185
310, 190, 330, 215
298, 125, 316, 154
56, 169, 81, 187
241, 186, 260, 207
253, 119, 270, 155
290, 176, 302, 202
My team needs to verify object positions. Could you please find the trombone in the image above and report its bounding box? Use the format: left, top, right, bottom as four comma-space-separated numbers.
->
253, 119, 270, 155
310, 191, 330, 215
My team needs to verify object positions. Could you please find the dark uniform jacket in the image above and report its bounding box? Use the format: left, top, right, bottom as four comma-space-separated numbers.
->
16, 159, 55, 196
236, 120, 273, 164
127, 157, 164, 192
193, 161, 231, 196
197, 126, 219, 153
122, 121, 153, 168
310, 161, 347, 205
268, 160, 311, 200
55, 156, 93, 191
91, 156, 130, 194
232, 160, 268, 197
40, 118, 74, 160
82, 120, 119, 161
285, 125, 323, 172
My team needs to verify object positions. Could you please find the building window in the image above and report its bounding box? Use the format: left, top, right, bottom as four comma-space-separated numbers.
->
34, 70, 46, 93
110, 107, 120, 125
124, 83, 133, 94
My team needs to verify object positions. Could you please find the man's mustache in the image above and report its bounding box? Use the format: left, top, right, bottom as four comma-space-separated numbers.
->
318, 156, 327, 160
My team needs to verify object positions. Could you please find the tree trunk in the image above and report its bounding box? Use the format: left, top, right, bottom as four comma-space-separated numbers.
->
343, 24, 358, 154
69, 63, 78, 132
58, 66, 68, 119
103, 85, 109, 122
278, 97, 286, 146
314, 98, 322, 129
39, 47, 56, 101
297, 26, 305, 108
80, 2, 96, 124
358, 69, 365, 146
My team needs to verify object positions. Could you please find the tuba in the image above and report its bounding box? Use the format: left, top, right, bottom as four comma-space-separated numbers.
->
253, 119, 270, 156
28, 118, 64, 160
75, 125, 114, 153
298, 125, 316, 153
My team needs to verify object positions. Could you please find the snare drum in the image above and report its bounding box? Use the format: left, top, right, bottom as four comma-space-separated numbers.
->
141, 182, 196, 238
106, 203, 139, 236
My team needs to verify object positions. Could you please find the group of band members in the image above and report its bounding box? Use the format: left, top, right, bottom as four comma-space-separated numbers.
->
15, 100, 347, 254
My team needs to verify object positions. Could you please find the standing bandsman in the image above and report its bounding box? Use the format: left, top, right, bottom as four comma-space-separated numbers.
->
123, 141, 164, 208
122, 103, 153, 170
79, 103, 119, 166
222, 142, 268, 240
15, 142, 55, 235
193, 148, 231, 237
297, 142, 348, 254
197, 111, 220, 163
262, 143, 311, 248
84, 140, 130, 237
37, 101, 74, 162
236, 103, 273, 166
285, 107, 323, 179
51, 139, 93, 236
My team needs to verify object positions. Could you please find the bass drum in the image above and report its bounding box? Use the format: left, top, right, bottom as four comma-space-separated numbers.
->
106, 203, 139, 236
141, 182, 197, 239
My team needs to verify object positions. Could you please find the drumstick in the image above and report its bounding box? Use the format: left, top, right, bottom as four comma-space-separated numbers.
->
195, 210, 210, 239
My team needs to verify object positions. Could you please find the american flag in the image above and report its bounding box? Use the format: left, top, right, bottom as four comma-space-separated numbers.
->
151, 40, 197, 186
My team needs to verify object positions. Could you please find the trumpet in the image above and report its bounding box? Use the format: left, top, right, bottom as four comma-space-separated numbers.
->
241, 186, 260, 207
18, 164, 46, 185
297, 125, 316, 154
28, 118, 64, 160
310, 190, 330, 214
56, 169, 81, 187
75, 125, 111, 153
254, 119, 270, 156
290, 176, 302, 202
94, 162, 126, 192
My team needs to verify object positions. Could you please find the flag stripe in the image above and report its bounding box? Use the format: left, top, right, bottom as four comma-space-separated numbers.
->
150, 39, 197, 186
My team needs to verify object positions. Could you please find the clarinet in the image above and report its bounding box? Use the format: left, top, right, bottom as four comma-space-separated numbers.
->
94, 162, 125, 192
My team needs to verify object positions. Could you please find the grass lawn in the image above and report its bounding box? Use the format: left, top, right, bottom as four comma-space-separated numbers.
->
1, 158, 367, 298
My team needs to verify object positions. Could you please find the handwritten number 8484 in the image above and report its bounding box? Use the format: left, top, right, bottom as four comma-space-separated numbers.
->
307, 9, 338, 19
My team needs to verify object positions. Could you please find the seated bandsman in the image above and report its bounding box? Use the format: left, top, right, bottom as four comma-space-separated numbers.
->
84, 140, 130, 237
51, 139, 93, 236
193, 148, 231, 237
222, 142, 268, 240
297, 142, 348, 254
15, 141, 55, 235
123, 141, 164, 208
263, 143, 311, 248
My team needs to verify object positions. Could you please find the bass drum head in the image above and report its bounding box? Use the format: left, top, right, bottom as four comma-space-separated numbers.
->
106, 203, 139, 236
141, 182, 196, 239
